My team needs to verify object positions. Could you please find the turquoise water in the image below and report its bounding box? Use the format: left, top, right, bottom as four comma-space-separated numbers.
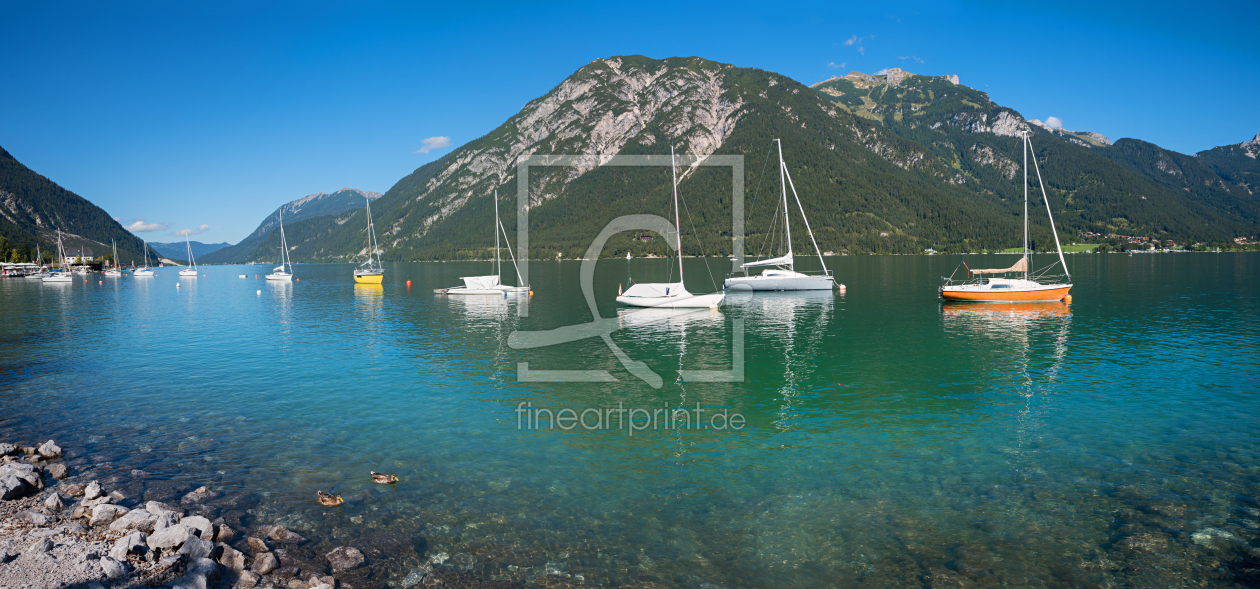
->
1, 254, 1258, 588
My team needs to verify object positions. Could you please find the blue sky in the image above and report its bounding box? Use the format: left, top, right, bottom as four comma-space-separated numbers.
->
2, 1, 1257, 243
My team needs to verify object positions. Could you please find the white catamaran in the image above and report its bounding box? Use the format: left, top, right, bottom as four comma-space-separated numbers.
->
265, 209, 294, 281
725, 139, 835, 291
435, 189, 529, 295
616, 146, 725, 309
179, 233, 199, 277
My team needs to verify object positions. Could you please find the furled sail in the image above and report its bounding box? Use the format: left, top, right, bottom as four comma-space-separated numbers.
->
460, 275, 501, 289
970, 256, 1028, 275
741, 253, 793, 269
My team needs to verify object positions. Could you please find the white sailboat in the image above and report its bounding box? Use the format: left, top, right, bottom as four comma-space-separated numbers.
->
435, 189, 529, 295
616, 146, 725, 309
265, 209, 294, 281
725, 139, 835, 291
179, 233, 199, 277
134, 240, 155, 276
939, 132, 1072, 303
42, 231, 73, 283
103, 240, 123, 276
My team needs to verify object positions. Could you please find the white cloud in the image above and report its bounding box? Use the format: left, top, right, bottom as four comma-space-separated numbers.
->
898, 56, 924, 64
113, 216, 121, 222
125, 219, 171, 233
858, 47, 865, 56
415, 136, 452, 154
174, 224, 210, 237
875, 68, 891, 75
843, 35, 859, 46
1045, 116, 1064, 129
827, 61, 846, 69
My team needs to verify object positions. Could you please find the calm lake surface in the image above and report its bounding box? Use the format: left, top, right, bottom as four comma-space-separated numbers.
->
1, 253, 1257, 588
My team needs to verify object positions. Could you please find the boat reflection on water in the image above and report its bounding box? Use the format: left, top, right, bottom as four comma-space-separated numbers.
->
437, 291, 516, 322
354, 283, 383, 315
615, 306, 724, 333
940, 301, 1070, 339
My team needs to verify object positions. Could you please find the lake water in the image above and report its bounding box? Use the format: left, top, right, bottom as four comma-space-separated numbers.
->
1, 253, 1257, 588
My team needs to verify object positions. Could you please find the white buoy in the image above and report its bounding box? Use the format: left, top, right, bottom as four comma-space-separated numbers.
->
176, 283, 181, 289
256, 290, 261, 295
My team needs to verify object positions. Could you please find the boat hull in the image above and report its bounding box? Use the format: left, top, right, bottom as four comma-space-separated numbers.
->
179, 270, 198, 277
940, 284, 1071, 302
724, 274, 833, 291
266, 273, 293, 281
616, 292, 725, 309
42, 275, 73, 283
353, 273, 384, 284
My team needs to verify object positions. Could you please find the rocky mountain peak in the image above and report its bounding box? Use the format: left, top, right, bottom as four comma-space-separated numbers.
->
1241, 133, 1260, 159
883, 68, 911, 88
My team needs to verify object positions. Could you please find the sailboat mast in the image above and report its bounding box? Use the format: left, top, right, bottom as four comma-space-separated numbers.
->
1023, 132, 1030, 280
671, 145, 685, 283
777, 139, 794, 268
494, 190, 500, 277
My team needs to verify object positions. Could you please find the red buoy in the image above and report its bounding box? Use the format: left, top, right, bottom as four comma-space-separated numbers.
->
406, 280, 412, 288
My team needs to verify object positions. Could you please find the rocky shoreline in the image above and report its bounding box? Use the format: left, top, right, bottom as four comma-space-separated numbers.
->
1, 440, 565, 589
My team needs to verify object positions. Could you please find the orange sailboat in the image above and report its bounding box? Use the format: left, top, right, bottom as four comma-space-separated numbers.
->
940, 132, 1072, 303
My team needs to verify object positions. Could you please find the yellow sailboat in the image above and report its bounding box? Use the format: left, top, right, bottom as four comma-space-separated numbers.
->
353, 196, 385, 284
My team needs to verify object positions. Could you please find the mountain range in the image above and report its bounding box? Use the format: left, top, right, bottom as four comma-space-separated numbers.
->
199, 188, 381, 264
3, 56, 1257, 264
0, 146, 156, 264
147, 241, 232, 259
227, 56, 1260, 262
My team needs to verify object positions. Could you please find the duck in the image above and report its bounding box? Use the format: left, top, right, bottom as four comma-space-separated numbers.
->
317, 490, 344, 506
371, 471, 400, 484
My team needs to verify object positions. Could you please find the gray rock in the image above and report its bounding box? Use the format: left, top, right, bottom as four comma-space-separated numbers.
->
147, 523, 195, 549
59, 521, 89, 534
0, 463, 41, 500
108, 490, 125, 502
147, 500, 181, 515
0, 548, 12, 564
251, 551, 278, 574
19, 510, 55, 526
48, 463, 69, 479
45, 492, 65, 511
110, 532, 148, 561
179, 536, 215, 559
0, 473, 30, 500
0, 443, 16, 456
154, 511, 180, 530
110, 509, 159, 533
214, 523, 237, 544
83, 495, 115, 508
217, 543, 247, 571
234, 570, 261, 588
37, 440, 62, 458
19, 446, 37, 457
247, 536, 269, 553
262, 525, 307, 544
61, 483, 86, 497
325, 546, 365, 570
101, 555, 128, 579
172, 556, 223, 589
90, 504, 129, 526
182, 514, 215, 539
400, 563, 432, 588
181, 485, 214, 505
26, 537, 54, 554
84, 480, 104, 500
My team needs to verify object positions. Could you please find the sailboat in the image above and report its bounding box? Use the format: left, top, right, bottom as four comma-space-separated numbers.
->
353, 197, 384, 284
134, 240, 156, 276
265, 210, 294, 280
725, 139, 835, 291
179, 233, 199, 277
26, 246, 47, 278
103, 240, 123, 277
41, 231, 73, 283
940, 132, 1072, 302
616, 146, 725, 309
435, 190, 529, 295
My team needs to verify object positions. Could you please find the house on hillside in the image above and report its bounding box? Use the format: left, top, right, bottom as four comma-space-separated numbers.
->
64, 247, 94, 263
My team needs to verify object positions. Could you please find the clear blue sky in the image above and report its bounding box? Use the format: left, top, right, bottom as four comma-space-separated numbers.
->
2, 1, 1257, 244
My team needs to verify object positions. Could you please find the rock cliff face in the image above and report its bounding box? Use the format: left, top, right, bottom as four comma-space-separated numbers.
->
398, 57, 748, 235
1242, 134, 1260, 159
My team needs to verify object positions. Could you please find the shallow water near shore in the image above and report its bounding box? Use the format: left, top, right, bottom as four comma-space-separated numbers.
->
2, 253, 1258, 588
